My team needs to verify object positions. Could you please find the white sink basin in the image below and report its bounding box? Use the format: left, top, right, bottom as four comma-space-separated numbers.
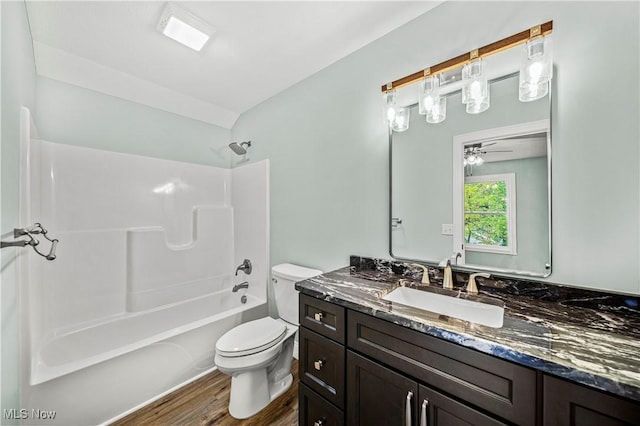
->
382, 287, 504, 328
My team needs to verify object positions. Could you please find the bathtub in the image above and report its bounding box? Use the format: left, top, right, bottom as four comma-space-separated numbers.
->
31, 290, 264, 385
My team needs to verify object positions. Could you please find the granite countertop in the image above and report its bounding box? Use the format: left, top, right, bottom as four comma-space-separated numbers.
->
295, 256, 640, 402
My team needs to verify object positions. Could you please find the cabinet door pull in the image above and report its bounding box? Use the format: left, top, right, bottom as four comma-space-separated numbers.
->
314, 312, 324, 321
314, 359, 325, 370
313, 417, 325, 426
405, 390, 413, 426
421, 399, 429, 426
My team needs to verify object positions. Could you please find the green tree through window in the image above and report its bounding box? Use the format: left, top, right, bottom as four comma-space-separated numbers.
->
464, 175, 514, 251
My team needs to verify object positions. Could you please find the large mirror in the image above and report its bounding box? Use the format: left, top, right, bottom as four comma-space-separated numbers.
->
390, 72, 551, 277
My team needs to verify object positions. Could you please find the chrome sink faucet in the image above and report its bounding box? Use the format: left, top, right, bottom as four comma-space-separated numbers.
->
235, 259, 252, 276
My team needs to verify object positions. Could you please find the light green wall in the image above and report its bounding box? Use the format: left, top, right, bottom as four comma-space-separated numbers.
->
232, 1, 640, 294
36, 77, 232, 168
1, 0, 37, 417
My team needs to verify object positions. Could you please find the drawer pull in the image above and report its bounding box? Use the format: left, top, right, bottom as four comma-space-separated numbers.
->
421, 399, 429, 426
313, 418, 325, 426
314, 359, 325, 370
405, 390, 413, 426
314, 312, 324, 321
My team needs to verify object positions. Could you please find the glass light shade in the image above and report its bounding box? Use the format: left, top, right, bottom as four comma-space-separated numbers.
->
466, 87, 490, 114
418, 76, 440, 115
462, 59, 488, 104
519, 36, 553, 102
383, 90, 397, 124
519, 81, 549, 102
392, 107, 410, 132
426, 96, 446, 124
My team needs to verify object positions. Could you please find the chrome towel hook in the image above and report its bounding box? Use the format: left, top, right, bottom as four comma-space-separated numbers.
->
1, 223, 59, 261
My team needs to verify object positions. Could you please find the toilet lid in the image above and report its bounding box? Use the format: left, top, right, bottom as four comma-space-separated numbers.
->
216, 317, 287, 357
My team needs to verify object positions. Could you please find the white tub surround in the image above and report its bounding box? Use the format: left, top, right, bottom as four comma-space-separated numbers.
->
18, 108, 270, 425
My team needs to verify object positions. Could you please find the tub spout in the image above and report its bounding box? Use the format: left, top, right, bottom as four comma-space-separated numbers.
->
232, 282, 249, 292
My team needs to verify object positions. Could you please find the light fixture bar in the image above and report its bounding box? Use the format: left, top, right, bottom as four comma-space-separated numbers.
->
381, 21, 553, 92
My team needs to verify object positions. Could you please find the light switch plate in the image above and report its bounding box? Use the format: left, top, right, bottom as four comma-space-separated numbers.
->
441, 224, 453, 235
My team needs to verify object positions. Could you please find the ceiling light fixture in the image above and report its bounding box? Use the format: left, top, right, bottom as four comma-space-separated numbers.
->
157, 3, 215, 52
382, 21, 553, 129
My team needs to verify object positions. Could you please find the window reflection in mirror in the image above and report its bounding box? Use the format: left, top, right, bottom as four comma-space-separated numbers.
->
464, 173, 516, 255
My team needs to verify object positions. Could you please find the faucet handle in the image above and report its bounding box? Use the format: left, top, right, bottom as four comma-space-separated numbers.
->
410, 263, 430, 284
467, 273, 491, 295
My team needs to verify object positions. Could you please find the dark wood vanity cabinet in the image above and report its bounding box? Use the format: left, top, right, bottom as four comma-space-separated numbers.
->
346, 350, 506, 426
298, 294, 640, 426
543, 375, 640, 425
299, 295, 346, 426
346, 350, 418, 425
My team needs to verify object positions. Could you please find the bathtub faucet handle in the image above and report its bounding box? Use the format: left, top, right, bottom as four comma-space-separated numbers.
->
235, 259, 252, 276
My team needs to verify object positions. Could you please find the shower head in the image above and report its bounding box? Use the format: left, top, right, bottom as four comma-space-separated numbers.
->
229, 141, 251, 155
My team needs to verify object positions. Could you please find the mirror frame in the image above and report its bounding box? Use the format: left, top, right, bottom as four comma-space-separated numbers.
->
388, 73, 553, 278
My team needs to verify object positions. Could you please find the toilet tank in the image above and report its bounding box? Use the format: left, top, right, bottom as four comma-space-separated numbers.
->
272, 263, 322, 325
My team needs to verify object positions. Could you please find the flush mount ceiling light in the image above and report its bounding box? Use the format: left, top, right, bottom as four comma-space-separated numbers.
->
157, 3, 215, 51
381, 21, 553, 130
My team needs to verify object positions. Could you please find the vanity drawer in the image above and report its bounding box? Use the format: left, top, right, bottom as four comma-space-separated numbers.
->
300, 293, 345, 344
347, 310, 537, 426
299, 383, 344, 426
300, 327, 345, 409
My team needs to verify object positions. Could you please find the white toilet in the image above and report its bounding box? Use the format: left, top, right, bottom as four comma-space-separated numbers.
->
214, 263, 322, 419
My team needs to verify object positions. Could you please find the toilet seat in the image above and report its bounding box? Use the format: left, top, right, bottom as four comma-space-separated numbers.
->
216, 317, 287, 357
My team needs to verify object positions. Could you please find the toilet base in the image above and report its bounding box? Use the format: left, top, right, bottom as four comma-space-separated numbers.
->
228, 371, 293, 419
225, 335, 296, 419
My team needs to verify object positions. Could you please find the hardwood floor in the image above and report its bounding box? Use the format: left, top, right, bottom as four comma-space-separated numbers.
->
112, 360, 298, 426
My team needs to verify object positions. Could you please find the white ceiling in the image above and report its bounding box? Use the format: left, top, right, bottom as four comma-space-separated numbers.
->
26, 1, 442, 129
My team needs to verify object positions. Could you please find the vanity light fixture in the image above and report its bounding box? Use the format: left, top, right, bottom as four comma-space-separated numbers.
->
382, 21, 553, 127
519, 26, 553, 102
157, 3, 215, 52
383, 87, 397, 123
462, 54, 490, 114
384, 87, 411, 132
419, 70, 447, 124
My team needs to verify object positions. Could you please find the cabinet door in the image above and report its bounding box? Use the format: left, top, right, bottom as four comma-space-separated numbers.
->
418, 385, 507, 426
299, 383, 344, 426
346, 350, 418, 426
543, 375, 640, 425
